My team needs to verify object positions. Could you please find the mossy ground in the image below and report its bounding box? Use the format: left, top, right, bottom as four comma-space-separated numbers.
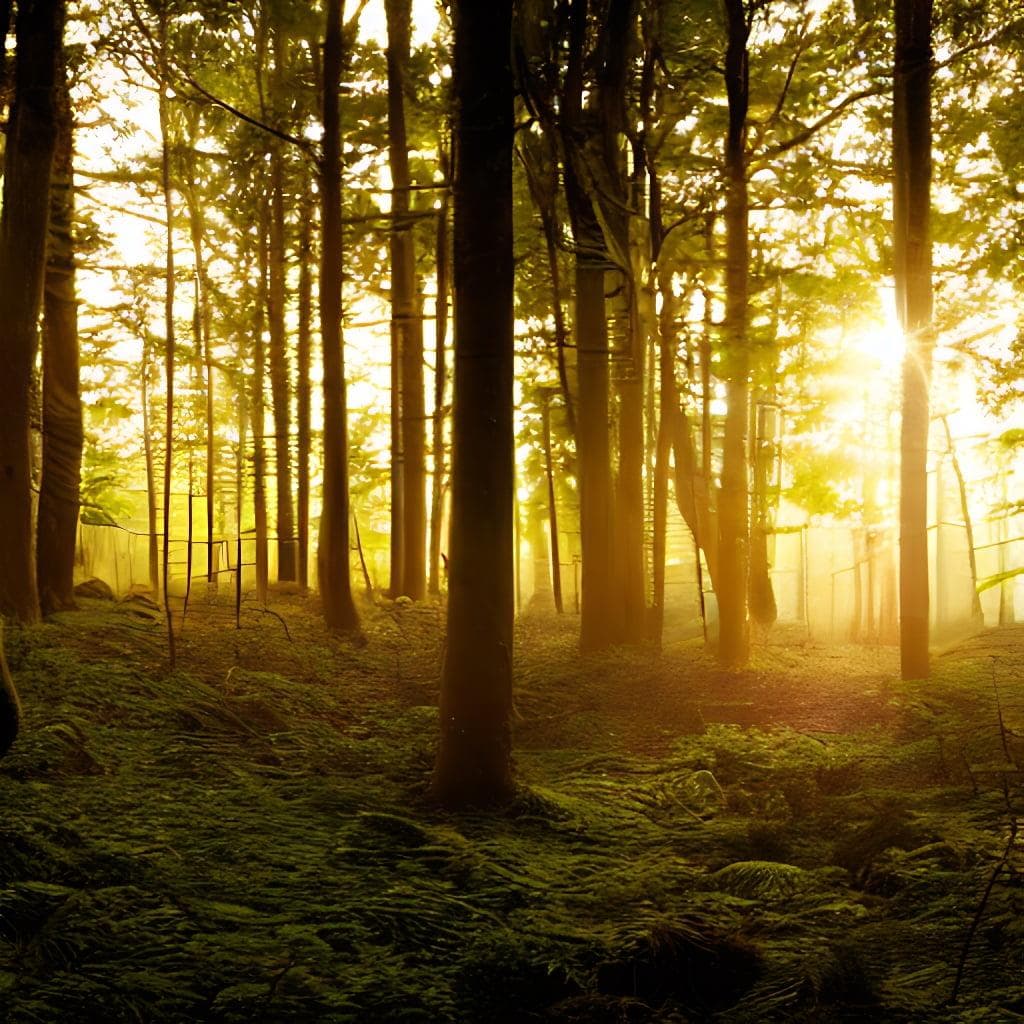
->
1, 594, 1022, 1022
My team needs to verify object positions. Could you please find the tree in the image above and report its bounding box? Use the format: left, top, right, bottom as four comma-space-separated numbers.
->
385, 0, 426, 601
716, 0, 752, 668
267, 16, 297, 584
894, 0, 933, 679
432, 0, 516, 806
0, 623, 21, 758
559, 0, 621, 652
0, 0, 64, 624
37, 36, 83, 615
318, 0, 360, 635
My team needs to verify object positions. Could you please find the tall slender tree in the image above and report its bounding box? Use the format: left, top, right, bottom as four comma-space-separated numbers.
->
717, 0, 752, 668
157, 4, 177, 664
433, 0, 516, 806
561, 0, 617, 652
385, 0, 426, 601
37, 36, 82, 615
428, 150, 450, 598
0, 0, 63, 624
318, 0, 360, 634
894, 0, 933, 680
296, 197, 314, 591
268, 22, 297, 583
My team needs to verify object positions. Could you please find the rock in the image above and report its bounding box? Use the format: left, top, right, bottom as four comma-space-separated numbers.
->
73, 578, 114, 601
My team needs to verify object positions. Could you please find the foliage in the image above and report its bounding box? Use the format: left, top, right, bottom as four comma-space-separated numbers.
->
1, 604, 1021, 1021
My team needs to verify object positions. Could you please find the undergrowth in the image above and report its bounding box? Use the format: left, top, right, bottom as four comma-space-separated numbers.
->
0, 597, 1021, 1022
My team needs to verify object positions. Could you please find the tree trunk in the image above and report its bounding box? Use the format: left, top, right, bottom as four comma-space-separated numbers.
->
0, 622, 22, 758
894, 0, 933, 679
428, 172, 449, 597
268, 28, 295, 582
37, 48, 82, 615
560, 0, 618, 652
141, 340, 160, 595
385, 0, 426, 601
541, 393, 563, 614
253, 197, 270, 606
158, 9, 176, 665
296, 199, 313, 591
432, 0, 515, 807
748, 399, 778, 628
650, 270, 677, 643
180, 138, 216, 587
717, 0, 751, 668
0, 0, 63, 624
576, 263, 616, 650
617, 358, 646, 642
940, 415, 983, 625
318, 0, 360, 634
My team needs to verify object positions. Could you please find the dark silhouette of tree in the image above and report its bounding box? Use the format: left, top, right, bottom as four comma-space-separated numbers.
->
0, 0, 64, 624
318, 0, 360, 635
433, 0, 516, 806
0, 623, 21, 758
717, 0, 752, 669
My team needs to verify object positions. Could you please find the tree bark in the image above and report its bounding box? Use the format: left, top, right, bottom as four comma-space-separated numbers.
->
180, 132, 216, 587
385, 0, 426, 601
253, 196, 270, 606
541, 393, 564, 614
0, 622, 22, 758
37, 46, 82, 615
432, 0, 515, 807
575, 262, 616, 650
268, 28, 296, 582
717, 0, 751, 668
0, 0, 63, 624
650, 269, 677, 643
141, 339, 160, 595
894, 0, 933, 679
157, 7, 176, 665
561, 0, 617, 651
318, 0, 360, 634
296, 198, 313, 591
428, 170, 449, 598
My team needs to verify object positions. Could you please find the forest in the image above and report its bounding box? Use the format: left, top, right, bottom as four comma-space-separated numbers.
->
1, 0, 1023, 1019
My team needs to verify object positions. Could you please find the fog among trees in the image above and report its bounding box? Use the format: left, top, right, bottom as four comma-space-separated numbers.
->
1, 0, 1023, 1019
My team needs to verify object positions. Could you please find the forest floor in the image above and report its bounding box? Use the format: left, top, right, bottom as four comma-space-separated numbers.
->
1, 592, 1023, 1023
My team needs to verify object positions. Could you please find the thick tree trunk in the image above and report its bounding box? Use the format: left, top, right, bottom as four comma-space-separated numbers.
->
318, 0, 360, 634
296, 202, 313, 591
560, 0, 618, 651
0, 623, 22, 758
717, 0, 751, 668
432, 0, 515, 807
894, 0, 933, 679
0, 0, 63, 624
37, 52, 82, 615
